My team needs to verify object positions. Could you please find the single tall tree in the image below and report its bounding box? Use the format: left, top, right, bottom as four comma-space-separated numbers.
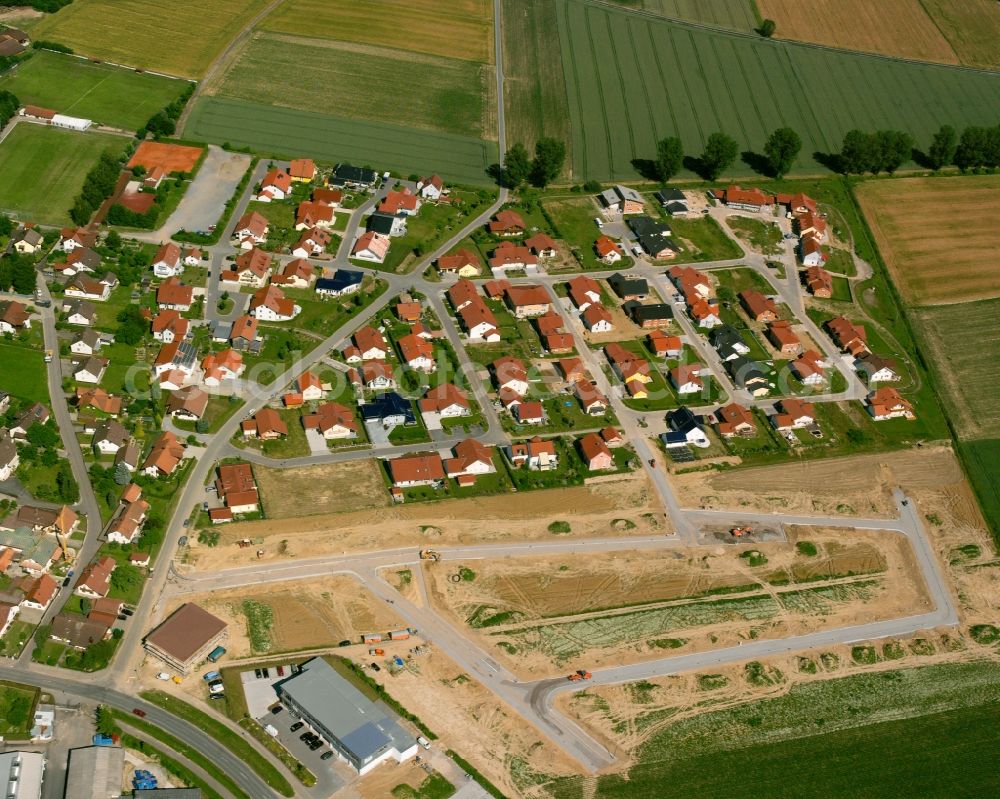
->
758, 19, 776, 38
954, 126, 988, 171
874, 130, 914, 174
763, 127, 801, 178
531, 137, 567, 187
699, 132, 739, 181
503, 143, 531, 187
839, 129, 875, 174
926, 125, 957, 171
654, 136, 684, 183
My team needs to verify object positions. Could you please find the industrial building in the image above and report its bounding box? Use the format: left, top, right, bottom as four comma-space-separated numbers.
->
64, 745, 122, 799
0, 752, 44, 799
143, 603, 227, 675
275, 657, 418, 775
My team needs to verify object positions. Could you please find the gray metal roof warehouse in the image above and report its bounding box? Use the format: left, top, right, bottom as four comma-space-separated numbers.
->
275, 657, 414, 772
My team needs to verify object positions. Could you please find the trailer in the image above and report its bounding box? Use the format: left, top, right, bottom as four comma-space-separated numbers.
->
388, 629, 410, 641
362, 633, 383, 644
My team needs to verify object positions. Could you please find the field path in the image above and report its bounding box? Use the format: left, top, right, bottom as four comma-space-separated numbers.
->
176, 0, 287, 134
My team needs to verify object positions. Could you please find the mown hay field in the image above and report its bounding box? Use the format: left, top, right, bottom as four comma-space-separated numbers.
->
0, 51, 188, 131
29, 0, 271, 78
260, 0, 493, 63
913, 299, 1000, 440
0, 124, 129, 224
184, 97, 497, 185
921, 0, 1000, 71
551, 0, 1000, 181
757, 0, 960, 64
210, 33, 492, 139
856, 176, 1000, 306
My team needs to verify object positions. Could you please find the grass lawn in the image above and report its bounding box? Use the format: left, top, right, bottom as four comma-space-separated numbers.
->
713, 266, 773, 297
0, 50, 189, 128
662, 215, 743, 263
830, 276, 853, 302
0, 341, 48, 403
32, 640, 66, 666
392, 773, 455, 799
542, 196, 605, 270
245, 200, 297, 253
726, 216, 784, 255
172, 395, 243, 434
0, 622, 35, 659
0, 680, 39, 737
824, 247, 857, 276
0, 124, 129, 225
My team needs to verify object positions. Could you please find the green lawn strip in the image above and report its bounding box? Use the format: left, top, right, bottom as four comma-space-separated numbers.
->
140, 690, 297, 794
118, 733, 224, 799
110, 709, 253, 799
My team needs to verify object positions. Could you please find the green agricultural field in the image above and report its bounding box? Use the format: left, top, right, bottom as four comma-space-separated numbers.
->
502, 0, 573, 157
0, 124, 129, 225
957, 439, 1000, 544
0, 51, 188, 131
210, 33, 490, 139
261, 0, 494, 64
608, 0, 758, 29
30, 0, 272, 78
556, 661, 1000, 798
184, 97, 496, 185
549, 0, 1000, 181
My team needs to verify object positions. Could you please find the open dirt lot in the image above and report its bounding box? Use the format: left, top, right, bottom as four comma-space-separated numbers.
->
671, 445, 960, 518
758, 0, 959, 64
189, 473, 664, 571
856, 175, 1000, 306
127, 141, 203, 175
425, 529, 926, 678
161, 577, 402, 659
255, 459, 390, 519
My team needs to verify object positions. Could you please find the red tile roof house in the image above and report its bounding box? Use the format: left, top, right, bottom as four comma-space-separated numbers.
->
459, 299, 500, 342
447, 278, 480, 312
648, 330, 682, 358
767, 320, 801, 354
271, 258, 315, 289
152, 242, 183, 278
230, 314, 258, 348
419, 383, 470, 418
388, 453, 446, 487
202, 348, 245, 386
291, 227, 333, 258
543, 332, 574, 354
715, 185, 775, 212
483, 278, 512, 300
215, 463, 259, 513
574, 380, 608, 415
379, 188, 421, 216
354, 326, 388, 360
578, 432, 614, 471
715, 402, 757, 437
826, 316, 869, 357
396, 301, 422, 322
558, 358, 587, 384
398, 333, 435, 372
805, 265, 833, 298
141, 431, 185, 477
795, 210, 828, 243
868, 387, 916, 421
74, 556, 116, 599
668, 265, 712, 299
492, 356, 529, 396
489, 242, 538, 274
312, 187, 342, 207
295, 200, 336, 230
289, 158, 317, 182
444, 438, 496, 482
513, 400, 545, 425
353, 231, 391, 263
437, 249, 480, 277
790, 350, 828, 386
224, 247, 271, 288
488, 209, 526, 236
151, 309, 189, 343
242, 407, 288, 440
670, 364, 704, 395
156, 277, 194, 311
302, 402, 358, 439
601, 426, 624, 447
107, 493, 150, 545
250, 285, 300, 322
800, 234, 828, 267
595, 236, 623, 264
568, 275, 602, 310
20, 574, 58, 611
295, 370, 324, 401
256, 168, 292, 202
582, 303, 614, 333
508, 436, 558, 470
417, 174, 444, 200
535, 311, 563, 338
771, 398, 817, 431
361, 361, 397, 389
856, 354, 900, 384
739, 290, 779, 323
525, 232, 558, 258
233, 211, 269, 248
504, 285, 551, 319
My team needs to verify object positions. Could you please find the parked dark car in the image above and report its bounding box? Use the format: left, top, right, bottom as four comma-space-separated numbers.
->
338, 640, 351, 647
299, 732, 312, 741
271, 705, 283, 714
254, 669, 263, 679
290, 722, 304, 732
132, 709, 146, 718
117, 614, 128, 621
62, 577, 71, 587
320, 751, 334, 761
209, 693, 225, 700
178, 535, 189, 545
122, 608, 134, 616
370, 663, 381, 672
309, 740, 323, 751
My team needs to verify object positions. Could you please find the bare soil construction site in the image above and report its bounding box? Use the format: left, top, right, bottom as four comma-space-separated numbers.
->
671, 446, 961, 518
424, 528, 928, 678
186, 471, 664, 571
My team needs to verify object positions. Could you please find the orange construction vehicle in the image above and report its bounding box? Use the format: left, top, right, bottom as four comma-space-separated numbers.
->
730, 526, 753, 538
568, 669, 592, 681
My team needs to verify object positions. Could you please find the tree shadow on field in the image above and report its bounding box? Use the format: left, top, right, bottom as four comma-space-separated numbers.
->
683, 155, 710, 181
812, 150, 844, 174
741, 150, 773, 177
630, 158, 660, 182
910, 147, 934, 169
